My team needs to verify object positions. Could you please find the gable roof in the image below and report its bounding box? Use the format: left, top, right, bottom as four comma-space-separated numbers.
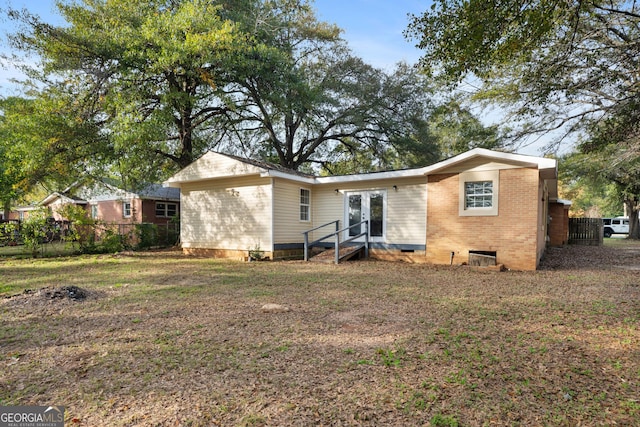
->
41, 192, 88, 206
39, 180, 180, 207
164, 151, 315, 186
165, 148, 558, 187
420, 148, 557, 178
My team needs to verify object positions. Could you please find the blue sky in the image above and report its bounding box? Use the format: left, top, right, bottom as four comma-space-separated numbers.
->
314, 0, 426, 69
0, 0, 427, 93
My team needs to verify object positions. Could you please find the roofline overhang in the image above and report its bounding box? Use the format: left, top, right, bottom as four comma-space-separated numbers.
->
163, 171, 267, 188
164, 148, 559, 187
419, 148, 557, 176
261, 170, 317, 184
40, 192, 88, 206
315, 168, 426, 184
550, 198, 572, 206
139, 196, 181, 202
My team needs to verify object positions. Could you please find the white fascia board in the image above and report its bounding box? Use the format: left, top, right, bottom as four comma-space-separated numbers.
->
163, 171, 264, 187
314, 168, 427, 184
260, 170, 316, 184
40, 192, 62, 206
163, 149, 558, 188
421, 148, 557, 175
550, 198, 573, 206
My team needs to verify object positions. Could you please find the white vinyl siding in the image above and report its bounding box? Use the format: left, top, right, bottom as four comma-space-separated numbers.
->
312, 178, 427, 246
309, 187, 345, 243
273, 180, 313, 244
179, 176, 273, 251
385, 180, 427, 245
166, 152, 266, 183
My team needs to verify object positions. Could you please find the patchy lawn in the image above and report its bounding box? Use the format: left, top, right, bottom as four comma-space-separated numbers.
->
1, 242, 639, 426
0, 242, 75, 258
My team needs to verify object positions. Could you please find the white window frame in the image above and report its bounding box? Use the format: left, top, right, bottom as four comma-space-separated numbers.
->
299, 188, 311, 222
459, 170, 499, 216
344, 189, 387, 243
90, 204, 98, 219
155, 202, 178, 218
123, 201, 132, 218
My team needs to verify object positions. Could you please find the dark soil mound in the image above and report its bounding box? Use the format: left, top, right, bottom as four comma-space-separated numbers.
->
19, 285, 89, 301
42, 286, 88, 300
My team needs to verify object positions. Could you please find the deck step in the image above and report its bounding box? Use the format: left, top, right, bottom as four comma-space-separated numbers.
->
309, 244, 365, 263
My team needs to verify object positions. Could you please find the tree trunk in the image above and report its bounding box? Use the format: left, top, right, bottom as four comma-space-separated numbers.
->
626, 198, 640, 239
2, 201, 10, 220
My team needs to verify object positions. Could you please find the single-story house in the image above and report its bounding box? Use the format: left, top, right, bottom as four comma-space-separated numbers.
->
17, 181, 180, 225
164, 148, 570, 270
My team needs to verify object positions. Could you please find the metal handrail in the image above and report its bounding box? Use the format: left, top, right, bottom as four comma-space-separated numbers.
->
302, 219, 369, 263
303, 219, 340, 235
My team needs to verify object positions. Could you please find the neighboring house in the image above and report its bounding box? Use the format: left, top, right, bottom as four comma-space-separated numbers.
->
164, 148, 570, 270
35, 181, 180, 224
12, 205, 38, 221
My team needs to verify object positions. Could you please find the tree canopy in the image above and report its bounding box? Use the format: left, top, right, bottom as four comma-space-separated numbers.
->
407, 0, 640, 148
408, 0, 640, 236
5, 0, 260, 186
1, 0, 500, 200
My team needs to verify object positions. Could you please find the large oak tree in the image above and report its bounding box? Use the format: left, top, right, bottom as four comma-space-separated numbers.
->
3, 0, 498, 197
407, 0, 640, 236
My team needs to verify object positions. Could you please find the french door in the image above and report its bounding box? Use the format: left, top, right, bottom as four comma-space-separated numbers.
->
345, 190, 386, 242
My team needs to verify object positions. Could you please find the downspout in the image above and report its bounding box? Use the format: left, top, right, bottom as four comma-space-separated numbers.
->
424, 176, 429, 261
270, 177, 275, 260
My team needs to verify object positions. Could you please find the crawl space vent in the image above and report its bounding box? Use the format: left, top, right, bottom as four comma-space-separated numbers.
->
469, 250, 497, 267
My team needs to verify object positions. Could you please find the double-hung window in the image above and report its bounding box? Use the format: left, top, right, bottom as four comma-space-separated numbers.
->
123, 201, 132, 218
299, 188, 310, 222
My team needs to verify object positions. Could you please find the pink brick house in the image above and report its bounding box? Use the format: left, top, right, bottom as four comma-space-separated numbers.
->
38, 181, 180, 225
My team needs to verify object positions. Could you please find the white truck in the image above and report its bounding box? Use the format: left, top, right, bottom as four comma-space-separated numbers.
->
602, 217, 629, 238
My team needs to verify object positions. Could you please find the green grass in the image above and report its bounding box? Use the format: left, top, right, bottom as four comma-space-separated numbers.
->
0, 242, 76, 258
603, 236, 638, 247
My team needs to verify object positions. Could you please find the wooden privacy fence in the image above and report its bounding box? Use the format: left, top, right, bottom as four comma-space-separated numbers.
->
568, 218, 603, 246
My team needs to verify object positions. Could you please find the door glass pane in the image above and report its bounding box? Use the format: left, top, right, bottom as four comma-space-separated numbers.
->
348, 195, 362, 236
369, 193, 384, 237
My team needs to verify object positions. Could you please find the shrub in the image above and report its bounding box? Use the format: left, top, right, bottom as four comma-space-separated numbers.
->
99, 229, 125, 253
0, 222, 19, 246
20, 208, 49, 257
135, 223, 158, 249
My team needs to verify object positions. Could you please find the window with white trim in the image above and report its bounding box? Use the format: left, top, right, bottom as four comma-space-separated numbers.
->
155, 202, 178, 218
299, 188, 310, 222
459, 170, 499, 216
123, 201, 132, 218
91, 204, 98, 219
465, 181, 493, 208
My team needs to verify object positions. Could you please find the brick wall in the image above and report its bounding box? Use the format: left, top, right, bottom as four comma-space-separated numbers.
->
140, 199, 180, 225
426, 168, 541, 270
94, 199, 141, 223
548, 202, 570, 246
